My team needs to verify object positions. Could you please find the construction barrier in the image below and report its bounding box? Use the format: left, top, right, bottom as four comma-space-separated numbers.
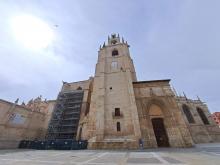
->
18, 140, 88, 150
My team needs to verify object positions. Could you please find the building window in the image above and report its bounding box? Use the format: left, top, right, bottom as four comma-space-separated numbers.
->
117, 122, 121, 132
197, 107, 209, 125
182, 104, 195, 123
111, 61, 118, 69
115, 108, 120, 116
112, 49, 119, 56
111, 40, 117, 44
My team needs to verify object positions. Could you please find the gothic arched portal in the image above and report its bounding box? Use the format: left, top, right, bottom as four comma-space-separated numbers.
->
149, 104, 170, 147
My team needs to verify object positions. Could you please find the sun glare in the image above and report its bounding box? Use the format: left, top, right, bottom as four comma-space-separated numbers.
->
10, 15, 54, 49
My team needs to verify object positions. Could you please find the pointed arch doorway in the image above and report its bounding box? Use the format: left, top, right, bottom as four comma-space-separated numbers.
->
151, 118, 169, 147
149, 104, 170, 147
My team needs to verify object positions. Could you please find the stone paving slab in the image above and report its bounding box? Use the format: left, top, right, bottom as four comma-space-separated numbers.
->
127, 157, 162, 164
0, 145, 220, 165
129, 152, 153, 158
89, 153, 125, 164
162, 156, 183, 164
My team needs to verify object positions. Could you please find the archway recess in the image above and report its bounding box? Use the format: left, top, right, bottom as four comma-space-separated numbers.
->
149, 104, 170, 147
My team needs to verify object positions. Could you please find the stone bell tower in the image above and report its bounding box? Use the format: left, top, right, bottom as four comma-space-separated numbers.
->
88, 34, 141, 149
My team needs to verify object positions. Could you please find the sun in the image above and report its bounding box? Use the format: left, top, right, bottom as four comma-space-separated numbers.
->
10, 15, 54, 50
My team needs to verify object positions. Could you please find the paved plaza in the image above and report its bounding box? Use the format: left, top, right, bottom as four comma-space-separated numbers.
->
0, 143, 220, 165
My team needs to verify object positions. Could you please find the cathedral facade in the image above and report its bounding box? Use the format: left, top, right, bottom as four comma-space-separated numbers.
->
47, 34, 220, 149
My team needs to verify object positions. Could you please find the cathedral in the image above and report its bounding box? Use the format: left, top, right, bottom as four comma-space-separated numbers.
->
47, 34, 220, 149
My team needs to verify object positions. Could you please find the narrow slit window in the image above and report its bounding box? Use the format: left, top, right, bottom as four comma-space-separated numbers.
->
116, 122, 121, 132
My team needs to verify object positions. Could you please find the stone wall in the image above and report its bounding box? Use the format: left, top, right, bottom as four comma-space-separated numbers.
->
176, 96, 220, 143
0, 99, 55, 149
87, 36, 141, 149
133, 80, 194, 148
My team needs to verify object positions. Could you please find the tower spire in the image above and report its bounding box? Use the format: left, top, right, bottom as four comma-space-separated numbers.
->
107, 34, 121, 45
108, 35, 110, 43
122, 37, 124, 43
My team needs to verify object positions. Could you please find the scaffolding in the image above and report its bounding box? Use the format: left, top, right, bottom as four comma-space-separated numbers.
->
46, 90, 84, 140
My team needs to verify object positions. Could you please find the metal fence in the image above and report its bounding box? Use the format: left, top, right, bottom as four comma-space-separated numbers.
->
18, 140, 88, 150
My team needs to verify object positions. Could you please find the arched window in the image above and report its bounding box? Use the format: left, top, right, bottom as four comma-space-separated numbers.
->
197, 107, 209, 125
182, 104, 195, 123
112, 49, 119, 56
116, 122, 121, 132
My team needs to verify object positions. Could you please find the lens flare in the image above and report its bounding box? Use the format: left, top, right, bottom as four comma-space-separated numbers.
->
11, 15, 54, 49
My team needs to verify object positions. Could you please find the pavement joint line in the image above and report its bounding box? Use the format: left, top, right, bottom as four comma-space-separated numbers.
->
0, 155, 9, 157
118, 151, 129, 165
18, 151, 73, 160
0, 148, 220, 164
153, 153, 187, 165
24, 155, 63, 160
0, 158, 63, 164
151, 152, 170, 164
51, 152, 72, 156
81, 163, 115, 165
69, 155, 92, 163
201, 151, 220, 156
151, 152, 172, 165
76, 152, 109, 165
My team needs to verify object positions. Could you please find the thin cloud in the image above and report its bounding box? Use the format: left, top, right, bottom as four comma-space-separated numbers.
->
0, 0, 219, 112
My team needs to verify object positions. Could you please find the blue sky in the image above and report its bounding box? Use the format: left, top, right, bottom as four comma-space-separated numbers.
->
0, 0, 219, 112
